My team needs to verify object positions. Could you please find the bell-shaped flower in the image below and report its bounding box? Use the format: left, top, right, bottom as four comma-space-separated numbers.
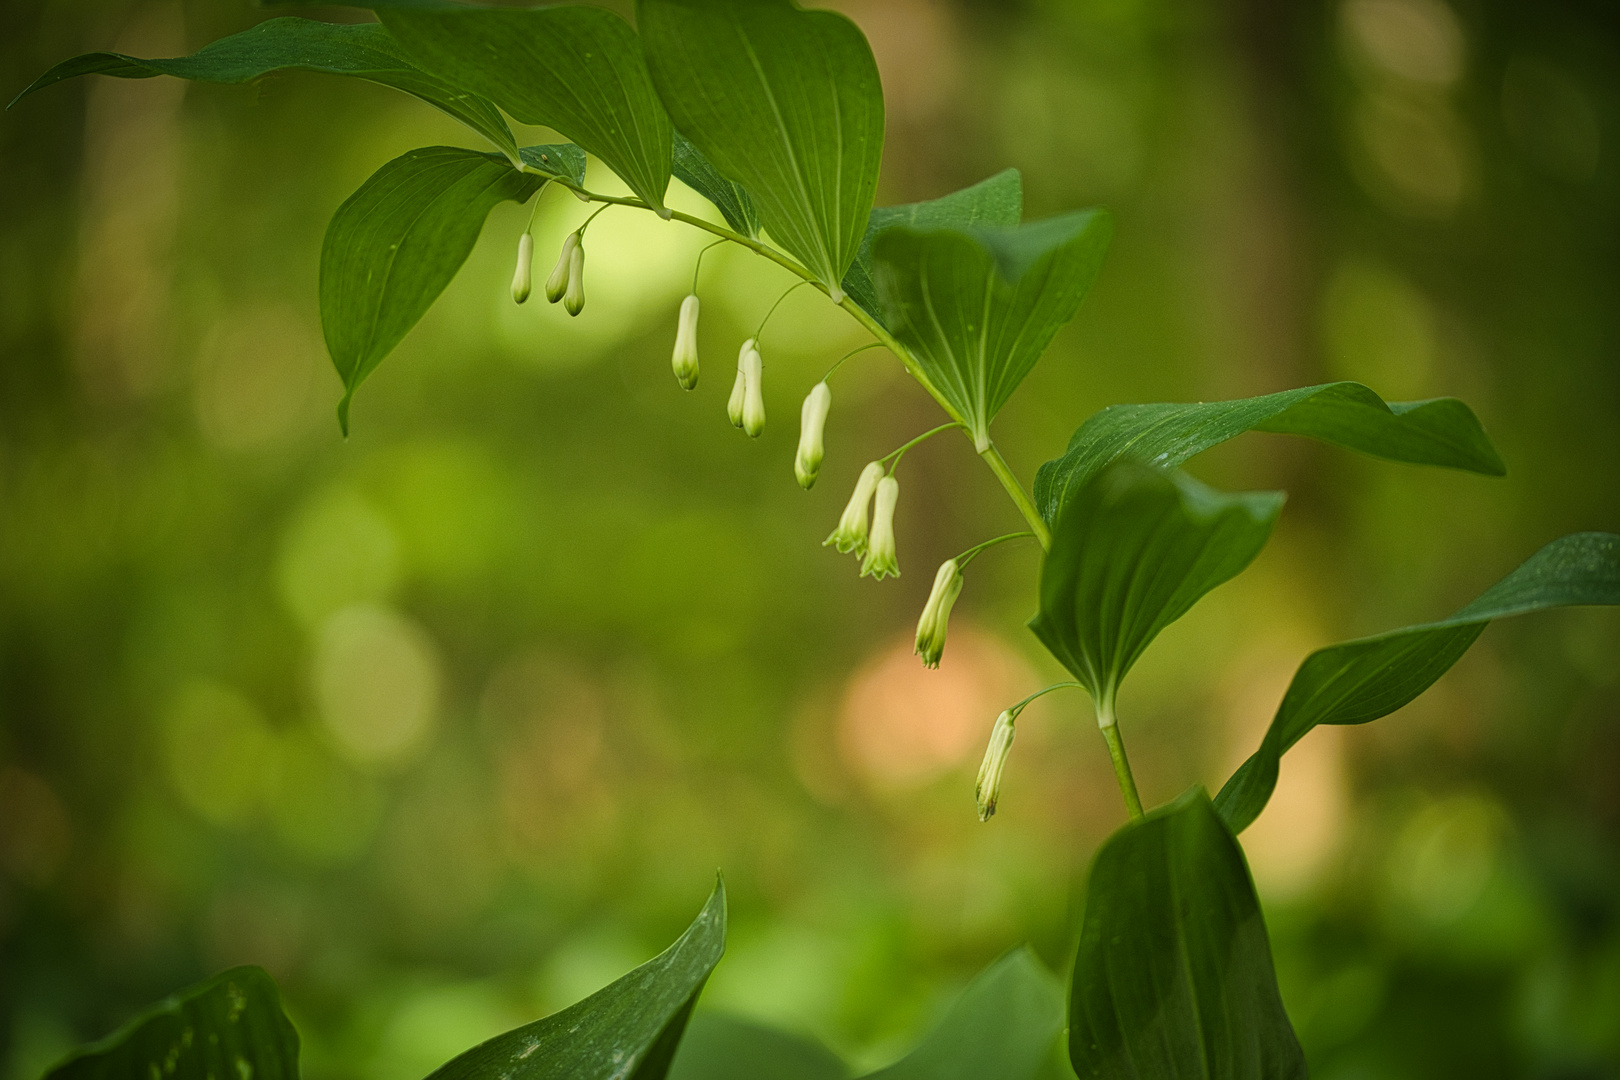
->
975, 709, 1017, 822
545, 232, 578, 304
511, 233, 534, 304
563, 238, 586, 316
728, 338, 754, 428
860, 475, 900, 579
741, 341, 766, 437
914, 558, 964, 668
795, 383, 831, 489
824, 461, 884, 554
671, 295, 701, 390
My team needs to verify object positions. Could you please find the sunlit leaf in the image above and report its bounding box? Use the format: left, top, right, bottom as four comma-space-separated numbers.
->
668, 1013, 846, 1080
861, 948, 1064, 1080
45, 967, 300, 1080
1029, 463, 1283, 716
639, 0, 884, 299
673, 132, 760, 238
373, 4, 674, 212
321, 145, 544, 434
1070, 789, 1306, 1080
429, 880, 726, 1080
873, 209, 1112, 449
1035, 381, 1507, 524
518, 143, 588, 187
1216, 531, 1620, 834
10, 17, 518, 161
840, 168, 1024, 323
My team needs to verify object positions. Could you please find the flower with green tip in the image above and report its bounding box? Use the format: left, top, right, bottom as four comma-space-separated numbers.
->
975, 709, 1016, 822
671, 295, 700, 390
914, 558, 963, 668
741, 342, 765, 437
511, 233, 533, 304
545, 232, 578, 305
824, 461, 884, 555
563, 238, 586, 317
861, 476, 900, 579
795, 383, 831, 489
728, 338, 754, 428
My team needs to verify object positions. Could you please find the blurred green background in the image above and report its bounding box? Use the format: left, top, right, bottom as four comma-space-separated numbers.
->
2, 0, 1618, 1077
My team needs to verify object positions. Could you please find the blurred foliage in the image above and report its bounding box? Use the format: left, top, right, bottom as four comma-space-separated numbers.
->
1, 0, 1617, 1078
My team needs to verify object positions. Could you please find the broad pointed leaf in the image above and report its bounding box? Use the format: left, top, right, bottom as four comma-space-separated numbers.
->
874, 209, 1113, 449
639, 0, 884, 299
429, 880, 726, 1080
669, 1014, 847, 1080
374, 4, 674, 213
1070, 789, 1306, 1080
1216, 531, 1620, 834
840, 168, 1024, 323
518, 143, 588, 187
45, 967, 300, 1080
321, 145, 544, 433
1035, 381, 1507, 524
10, 17, 518, 161
862, 948, 1064, 1080
1029, 463, 1283, 716
673, 132, 760, 238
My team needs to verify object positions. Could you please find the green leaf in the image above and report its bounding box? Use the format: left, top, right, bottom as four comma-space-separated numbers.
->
373, 4, 673, 212
873, 209, 1113, 449
1216, 531, 1620, 834
1029, 463, 1283, 716
429, 879, 726, 1080
669, 1014, 846, 1080
673, 132, 760, 238
639, 0, 884, 299
861, 948, 1064, 1080
321, 145, 544, 434
1070, 789, 1306, 1080
1035, 381, 1507, 524
10, 17, 518, 161
45, 967, 300, 1080
518, 143, 588, 187
840, 168, 1024, 323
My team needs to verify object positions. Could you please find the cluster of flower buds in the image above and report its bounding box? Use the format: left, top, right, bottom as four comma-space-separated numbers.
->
914, 558, 964, 668
975, 708, 1016, 821
795, 383, 831, 489
671, 295, 701, 390
544, 232, 586, 316
727, 339, 766, 437
823, 462, 899, 579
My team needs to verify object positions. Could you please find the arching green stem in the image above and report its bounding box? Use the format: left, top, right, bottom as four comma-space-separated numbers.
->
955, 531, 1037, 568
881, 422, 965, 473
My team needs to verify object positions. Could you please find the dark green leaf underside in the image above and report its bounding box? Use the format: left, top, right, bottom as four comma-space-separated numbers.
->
519, 142, 588, 187
45, 967, 300, 1080
1035, 381, 1506, 524
10, 17, 516, 159
1216, 531, 1620, 834
320, 145, 543, 434
673, 131, 760, 237
1070, 790, 1306, 1080
668, 1014, 846, 1080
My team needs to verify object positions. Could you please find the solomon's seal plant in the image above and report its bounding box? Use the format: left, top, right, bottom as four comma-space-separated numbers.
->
14, 2, 1620, 1078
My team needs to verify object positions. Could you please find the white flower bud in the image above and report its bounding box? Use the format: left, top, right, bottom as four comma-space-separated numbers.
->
795, 383, 832, 489
824, 461, 883, 554
563, 238, 586, 316
545, 232, 578, 304
914, 558, 964, 668
672, 294, 701, 390
728, 338, 754, 428
511, 233, 534, 304
861, 475, 900, 580
741, 342, 766, 438
975, 709, 1017, 822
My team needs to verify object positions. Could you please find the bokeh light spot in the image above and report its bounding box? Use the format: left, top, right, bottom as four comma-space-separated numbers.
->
315, 605, 441, 767
278, 490, 402, 629
161, 680, 277, 826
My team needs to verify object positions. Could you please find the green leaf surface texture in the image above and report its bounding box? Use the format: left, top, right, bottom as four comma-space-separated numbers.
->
673, 131, 761, 237
427, 880, 726, 1080
1070, 790, 1307, 1080
518, 142, 589, 186
668, 1013, 847, 1080
861, 948, 1064, 1080
1216, 531, 1620, 834
377, 5, 673, 211
639, 0, 884, 297
45, 967, 300, 1080
873, 209, 1112, 447
1035, 381, 1507, 524
839, 168, 1024, 323
10, 17, 517, 159
1029, 463, 1283, 712
321, 145, 544, 433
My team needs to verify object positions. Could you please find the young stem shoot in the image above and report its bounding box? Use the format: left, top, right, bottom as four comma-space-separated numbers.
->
1096, 702, 1145, 820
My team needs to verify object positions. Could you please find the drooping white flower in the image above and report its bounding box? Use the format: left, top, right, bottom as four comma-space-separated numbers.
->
563, 238, 586, 316
728, 338, 754, 428
511, 233, 534, 304
795, 382, 832, 489
545, 232, 578, 305
975, 709, 1017, 822
861, 475, 900, 580
671, 294, 701, 390
914, 558, 964, 668
824, 461, 884, 554
741, 341, 766, 437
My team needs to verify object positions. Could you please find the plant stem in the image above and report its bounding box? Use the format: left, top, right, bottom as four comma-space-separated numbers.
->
1096, 705, 1144, 820
979, 444, 1052, 550
955, 531, 1037, 568
881, 422, 965, 471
